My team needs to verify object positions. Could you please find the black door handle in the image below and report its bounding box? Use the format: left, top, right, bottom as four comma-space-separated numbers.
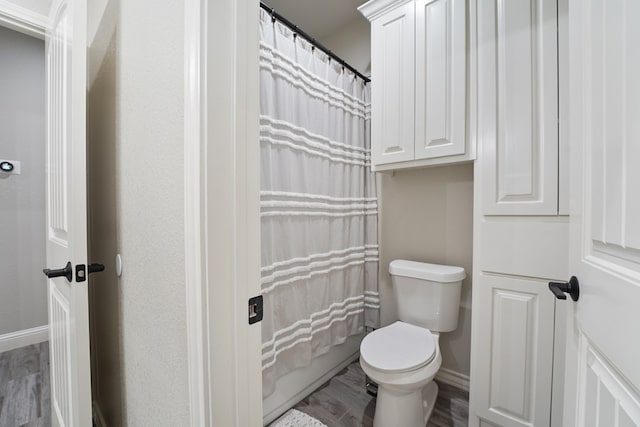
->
549, 276, 580, 301
88, 263, 105, 274
75, 263, 106, 282
43, 261, 73, 282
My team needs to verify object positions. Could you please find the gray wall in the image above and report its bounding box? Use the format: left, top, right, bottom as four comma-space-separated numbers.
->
319, 14, 371, 76
87, 0, 189, 424
0, 26, 46, 336
320, 18, 475, 377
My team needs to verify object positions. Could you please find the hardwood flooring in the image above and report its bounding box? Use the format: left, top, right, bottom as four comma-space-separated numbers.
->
286, 361, 469, 427
0, 343, 50, 427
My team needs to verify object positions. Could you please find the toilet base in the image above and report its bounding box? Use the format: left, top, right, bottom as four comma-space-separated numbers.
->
422, 380, 438, 422
373, 380, 439, 427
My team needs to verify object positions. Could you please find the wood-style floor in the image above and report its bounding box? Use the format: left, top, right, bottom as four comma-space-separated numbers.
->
288, 361, 469, 427
0, 343, 50, 427
2, 345, 468, 427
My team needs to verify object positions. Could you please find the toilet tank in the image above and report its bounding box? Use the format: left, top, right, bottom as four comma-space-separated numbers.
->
389, 260, 465, 332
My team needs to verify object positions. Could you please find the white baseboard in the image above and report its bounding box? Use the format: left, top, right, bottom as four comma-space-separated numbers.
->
435, 367, 470, 392
0, 325, 49, 353
93, 401, 108, 427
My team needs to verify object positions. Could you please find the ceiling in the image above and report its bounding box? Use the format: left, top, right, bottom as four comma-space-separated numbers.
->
262, 0, 368, 40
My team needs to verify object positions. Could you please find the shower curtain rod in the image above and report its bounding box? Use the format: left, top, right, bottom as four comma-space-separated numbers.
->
260, 1, 371, 84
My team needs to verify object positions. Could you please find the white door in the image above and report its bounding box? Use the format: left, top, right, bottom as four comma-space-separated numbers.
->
564, 0, 640, 424
44, 0, 91, 425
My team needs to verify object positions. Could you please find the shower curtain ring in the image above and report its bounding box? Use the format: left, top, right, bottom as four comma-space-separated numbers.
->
270, 8, 276, 23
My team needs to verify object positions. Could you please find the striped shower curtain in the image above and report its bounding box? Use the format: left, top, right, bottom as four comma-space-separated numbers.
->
259, 9, 379, 397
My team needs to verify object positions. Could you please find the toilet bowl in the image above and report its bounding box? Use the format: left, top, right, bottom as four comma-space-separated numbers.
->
360, 321, 442, 427
361, 260, 464, 427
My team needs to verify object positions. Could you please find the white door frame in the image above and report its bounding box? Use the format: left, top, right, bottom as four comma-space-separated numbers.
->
184, 0, 263, 425
0, 0, 47, 38
184, 1, 208, 423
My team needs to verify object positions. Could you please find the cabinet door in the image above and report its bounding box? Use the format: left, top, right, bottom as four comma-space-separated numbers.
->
478, 0, 558, 215
415, 0, 466, 160
470, 274, 556, 427
370, 1, 415, 165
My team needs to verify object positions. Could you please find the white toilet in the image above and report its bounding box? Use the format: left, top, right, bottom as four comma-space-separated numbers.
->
360, 260, 465, 427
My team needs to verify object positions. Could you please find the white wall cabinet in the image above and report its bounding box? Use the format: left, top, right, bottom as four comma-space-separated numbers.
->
478, 0, 558, 215
415, 0, 467, 161
359, 0, 474, 172
472, 274, 557, 427
470, 0, 569, 426
470, 216, 569, 427
368, 0, 416, 165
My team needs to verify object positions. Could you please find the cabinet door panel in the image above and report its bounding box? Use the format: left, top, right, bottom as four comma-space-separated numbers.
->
371, 1, 415, 165
478, 0, 558, 215
471, 273, 555, 427
415, 0, 466, 160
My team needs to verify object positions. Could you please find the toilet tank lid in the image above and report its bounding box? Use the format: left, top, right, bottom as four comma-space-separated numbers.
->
389, 260, 466, 282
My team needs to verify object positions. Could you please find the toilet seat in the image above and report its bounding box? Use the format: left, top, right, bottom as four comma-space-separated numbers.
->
360, 321, 436, 373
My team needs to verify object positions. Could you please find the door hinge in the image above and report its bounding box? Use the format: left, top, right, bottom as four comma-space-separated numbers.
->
248, 295, 264, 324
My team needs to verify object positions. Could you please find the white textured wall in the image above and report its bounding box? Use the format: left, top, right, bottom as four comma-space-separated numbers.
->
117, 0, 188, 423
87, 0, 189, 424
318, 18, 475, 377
0, 26, 46, 336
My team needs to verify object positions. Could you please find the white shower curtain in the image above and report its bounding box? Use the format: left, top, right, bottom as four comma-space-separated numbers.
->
259, 9, 379, 397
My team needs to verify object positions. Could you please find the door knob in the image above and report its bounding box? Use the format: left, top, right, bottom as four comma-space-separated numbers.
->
43, 261, 73, 282
548, 276, 580, 301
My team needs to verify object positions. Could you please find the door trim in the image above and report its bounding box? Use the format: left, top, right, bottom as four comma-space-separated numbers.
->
0, 0, 46, 38
184, 0, 209, 425
184, 0, 263, 425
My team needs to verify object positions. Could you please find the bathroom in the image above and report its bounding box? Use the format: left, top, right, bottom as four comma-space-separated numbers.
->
256, 0, 640, 425
259, 0, 472, 425
0, 0, 638, 426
